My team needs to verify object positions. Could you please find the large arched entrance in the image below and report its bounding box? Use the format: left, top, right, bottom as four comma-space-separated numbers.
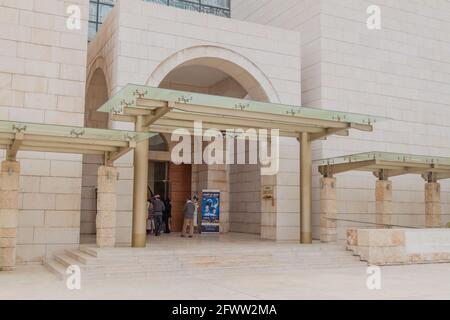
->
149, 46, 276, 236
80, 67, 109, 243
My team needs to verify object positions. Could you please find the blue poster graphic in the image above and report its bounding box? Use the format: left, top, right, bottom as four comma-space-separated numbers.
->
201, 191, 220, 233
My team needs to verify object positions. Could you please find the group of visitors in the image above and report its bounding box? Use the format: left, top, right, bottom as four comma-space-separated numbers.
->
147, 195, 172, 236
147, 194, 200, 238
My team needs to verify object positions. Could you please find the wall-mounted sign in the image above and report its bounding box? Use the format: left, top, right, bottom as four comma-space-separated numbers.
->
262, 186, 274, 200
201, 190, 220, 233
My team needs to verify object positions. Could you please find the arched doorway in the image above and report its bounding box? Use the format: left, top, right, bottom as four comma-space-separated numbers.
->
148, 133, 170, 201
80, 67, 109, 243
150, 47, 276, 236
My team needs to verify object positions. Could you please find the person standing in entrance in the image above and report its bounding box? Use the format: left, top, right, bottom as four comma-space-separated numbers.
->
152, 195, 165, 236
163, 198, 172, 234
181, 197, 195, 238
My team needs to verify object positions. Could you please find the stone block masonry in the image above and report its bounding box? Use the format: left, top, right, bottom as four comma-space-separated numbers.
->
0, 161, 20, 270
0, 0, 89, 263
347, 228, 450, 265
375, 180, 392, 228
425, 183, 441, 228
320, 177, 337, 243
96, 166, 118, 247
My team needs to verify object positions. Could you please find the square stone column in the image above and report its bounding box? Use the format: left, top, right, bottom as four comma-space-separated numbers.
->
425, 182, 441, 228
0, 161, 20, 271
376, 180, 392, 228
96, 166, 118, 248
320, 177, 337, 243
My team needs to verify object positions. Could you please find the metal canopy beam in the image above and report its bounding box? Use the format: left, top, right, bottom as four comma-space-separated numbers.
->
318, 152, 450, 181
309, 126, 351, 141
143, 103, 173, 128
319, 159, 377, 177
6, 132, 24, 160
0, 120, 153, 163
107, 141, 137, 164
97, 85, 383, 138
96, 85, 385, 248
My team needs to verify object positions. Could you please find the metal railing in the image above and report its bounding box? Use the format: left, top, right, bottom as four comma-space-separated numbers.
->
89, 0, 231, 41
326, 218, 421, 229
145, 0, 231, 17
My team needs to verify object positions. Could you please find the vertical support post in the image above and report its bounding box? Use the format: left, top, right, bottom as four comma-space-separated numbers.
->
96, 166, 118, 247
300, 132, 312, 244
132, 115, 149, 248
0, 161, 20, 271
320, 177, 337, 243
425, 182, 441, 228
375, 176, 392, 229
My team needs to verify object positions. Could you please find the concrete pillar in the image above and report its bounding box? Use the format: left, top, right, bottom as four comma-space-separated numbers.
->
0, 161, 20, 271
132, 116, 149, 248
375, 180, 392, 228
207, 164, 229, 233
96, 166, 118, 247
300, 132, 312, 244
425, 182, 441, 228
320, 177, 337, 243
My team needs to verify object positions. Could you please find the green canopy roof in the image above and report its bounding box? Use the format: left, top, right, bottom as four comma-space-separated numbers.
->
97, 84, 386, 139
317, 152, 450, 181
98, 84, 385, 126
0, 120, 155, 162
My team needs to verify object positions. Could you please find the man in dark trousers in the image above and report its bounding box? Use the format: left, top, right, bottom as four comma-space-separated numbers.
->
163, 198, 172, 234
152, 195, 165, 236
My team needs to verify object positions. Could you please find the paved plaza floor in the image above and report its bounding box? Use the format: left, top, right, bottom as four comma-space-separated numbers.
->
1, 233, 449, 300
1, 262, 450, 300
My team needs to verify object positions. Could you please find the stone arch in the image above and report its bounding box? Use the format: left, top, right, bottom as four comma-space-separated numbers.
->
149, 133, 169, 152
147, 45, 280, 103
81, 63, 110, 240
86, 56, 110, 97
148, 46, 278, 236
85, 67, 109, 129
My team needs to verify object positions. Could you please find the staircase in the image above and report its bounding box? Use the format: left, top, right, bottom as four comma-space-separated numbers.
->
45, 243, 367, 280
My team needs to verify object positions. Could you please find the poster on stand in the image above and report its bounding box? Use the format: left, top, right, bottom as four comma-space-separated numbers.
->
201, 190, 220, 233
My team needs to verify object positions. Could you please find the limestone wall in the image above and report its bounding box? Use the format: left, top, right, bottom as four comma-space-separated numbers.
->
233, 0, 450, 240
87, 0, 302, 242
229, 164, 261, 234
0, 0, 89, 263
347, 228, 450, 265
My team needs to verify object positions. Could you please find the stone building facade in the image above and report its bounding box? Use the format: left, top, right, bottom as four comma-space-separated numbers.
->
233, 0, 450, 240
0, 0, 449, 265
0, 0, 89, 264
85, 0, 302, 245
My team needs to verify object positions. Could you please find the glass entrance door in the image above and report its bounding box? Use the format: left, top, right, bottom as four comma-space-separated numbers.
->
148, 161, 169, 200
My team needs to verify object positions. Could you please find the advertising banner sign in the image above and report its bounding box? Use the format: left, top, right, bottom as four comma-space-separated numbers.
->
201, 190, 220, 233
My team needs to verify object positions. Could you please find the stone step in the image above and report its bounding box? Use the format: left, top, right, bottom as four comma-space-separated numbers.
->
76, 261, 367, 281
55, 254, 105, 273
52, 254, 363, 275
58, 253, 357, 269
45, 243, 367, 281
64, 247, 358, 261
79, 248, 351, 261
44, 259, 67, 280
65, 249, 97, 265
79, 245, 348, 258
45, 253, 366, 281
